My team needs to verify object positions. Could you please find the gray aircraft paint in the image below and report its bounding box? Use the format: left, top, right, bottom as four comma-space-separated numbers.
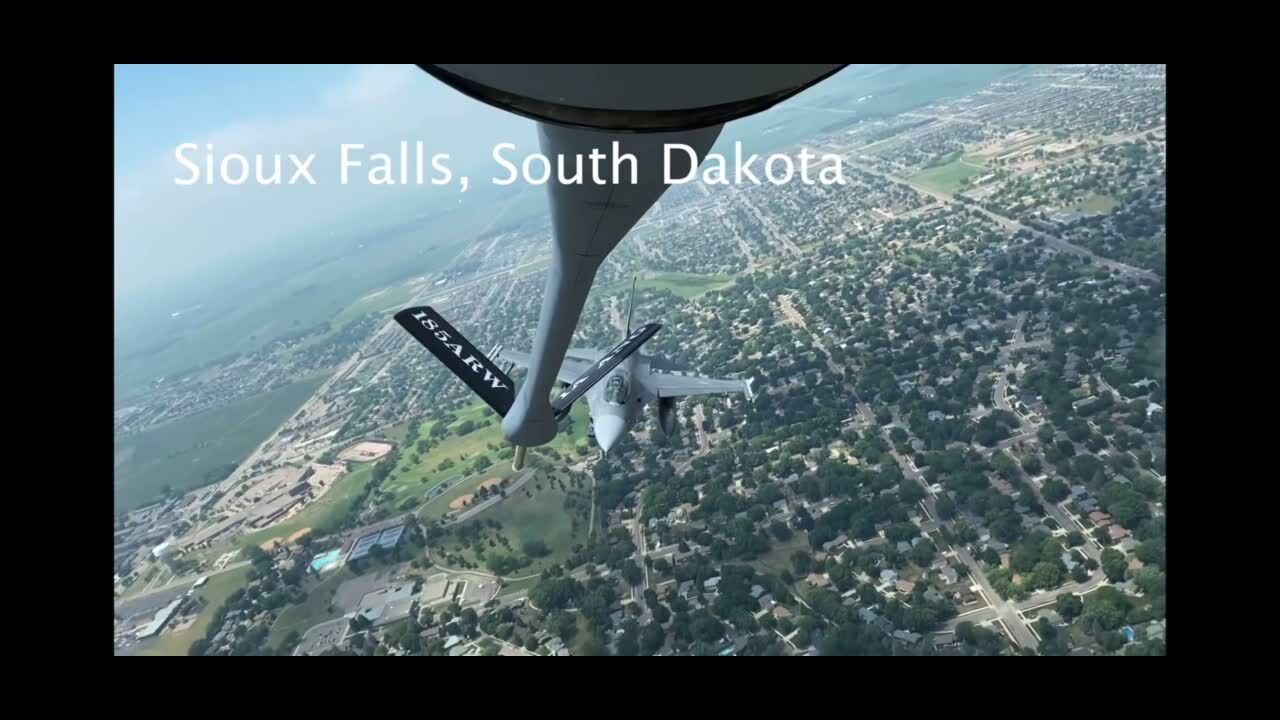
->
499, 122, 722, 446
416, 65, 842, 448
499, 339, 754, 456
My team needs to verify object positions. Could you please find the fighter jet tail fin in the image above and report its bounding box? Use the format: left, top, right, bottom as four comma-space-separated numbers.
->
394, 306, 515, 418
551, 322, 662, 421
625, 276, 637, 338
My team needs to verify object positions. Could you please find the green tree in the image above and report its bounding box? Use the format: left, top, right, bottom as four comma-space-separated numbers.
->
1082, 587, 1129, 632
1101, 548, 1127, 583
640, 622, 666, 656
578, 635, 608, 656
791, 551, 812, 576
621, 561, 644, 587
616, 627, 639, 656
936, 493, 957, 520
1056, 592, 1083, 621
692, 612, 725, 643
1031, 561, 1063, 590
1041, 478, 1070, 503
522, 539, 550, 558
899, 478, 925, 505
1071, 564, 1089, 583
1099, 630, 1125, 653
1134, 567, 1166, 596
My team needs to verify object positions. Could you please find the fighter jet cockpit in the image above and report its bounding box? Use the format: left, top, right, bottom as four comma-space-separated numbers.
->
604, 375, 628, 405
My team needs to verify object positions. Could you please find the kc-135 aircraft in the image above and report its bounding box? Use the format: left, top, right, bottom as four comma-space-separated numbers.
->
394, 64, 846, 468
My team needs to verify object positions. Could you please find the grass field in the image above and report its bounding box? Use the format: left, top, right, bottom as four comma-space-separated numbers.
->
640, 272, 736, 299
418, 462, 518, 522
910, 158, 987, 195
267, 566, 355, 649
114, 373, 330, 513
381, 420, 413, 446
139, 565, 251, 656
748, 533, 809, 578
443, 475, 591, 576
600, 272, 736, 300
382, 404, 508, 505
967, 134, 1048, 163
515, 256, 552, 275
1071, 193, 1121, 215
235, 463, 379, 550
384, 402, 590, 507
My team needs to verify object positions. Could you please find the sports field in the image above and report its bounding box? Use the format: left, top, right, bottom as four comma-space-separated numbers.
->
114, 373, 329, 513
910, 158, 987, 195
639, 272, 736, 299
600, 272, 735, 300
1071, 193, 1121, 215
421, 464, 520, 521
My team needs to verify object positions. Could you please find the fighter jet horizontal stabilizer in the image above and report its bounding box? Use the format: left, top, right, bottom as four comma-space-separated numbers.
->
550, 322, 661, 421
394, 306, 516, 418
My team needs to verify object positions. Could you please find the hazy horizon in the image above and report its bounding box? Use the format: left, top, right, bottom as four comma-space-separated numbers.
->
114, 64, 540, 303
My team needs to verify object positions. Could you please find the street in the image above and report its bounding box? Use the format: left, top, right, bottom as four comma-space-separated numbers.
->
846, 160, 1158, 282
630, 497, 650, 603
115, 559, 253, 613
438, 469, 535, 524
864, 401, 1042, 651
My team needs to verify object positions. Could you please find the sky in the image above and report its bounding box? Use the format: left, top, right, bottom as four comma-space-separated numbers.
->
114, 64, 535, 300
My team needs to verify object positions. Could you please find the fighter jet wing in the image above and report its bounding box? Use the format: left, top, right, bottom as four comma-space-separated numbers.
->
647, 373, 757, 402
565, 347, 603, 362
501, 349, 596, 386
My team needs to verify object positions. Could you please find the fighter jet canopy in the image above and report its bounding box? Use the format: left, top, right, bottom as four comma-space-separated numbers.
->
418, 64, 846, 132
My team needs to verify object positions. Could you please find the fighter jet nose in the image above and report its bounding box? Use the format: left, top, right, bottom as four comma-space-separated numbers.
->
595, 416, 625, 454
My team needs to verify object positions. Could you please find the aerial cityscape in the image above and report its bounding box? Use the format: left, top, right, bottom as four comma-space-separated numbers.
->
114, 64, 1166, 656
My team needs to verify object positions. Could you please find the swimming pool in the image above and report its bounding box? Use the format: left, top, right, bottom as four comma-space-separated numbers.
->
310, 548, 342, 573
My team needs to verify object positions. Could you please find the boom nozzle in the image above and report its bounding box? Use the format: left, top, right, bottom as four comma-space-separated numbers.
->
512, 445, 528, 471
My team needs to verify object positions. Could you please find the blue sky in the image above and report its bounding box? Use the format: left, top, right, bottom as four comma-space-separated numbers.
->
114, 65, 347, 177
114, 64, 534, 299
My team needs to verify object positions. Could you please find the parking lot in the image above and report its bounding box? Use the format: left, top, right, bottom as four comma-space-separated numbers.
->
294, 617, 349, 656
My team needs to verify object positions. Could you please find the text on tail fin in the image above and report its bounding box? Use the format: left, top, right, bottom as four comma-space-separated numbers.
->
395, 306, 515, 417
